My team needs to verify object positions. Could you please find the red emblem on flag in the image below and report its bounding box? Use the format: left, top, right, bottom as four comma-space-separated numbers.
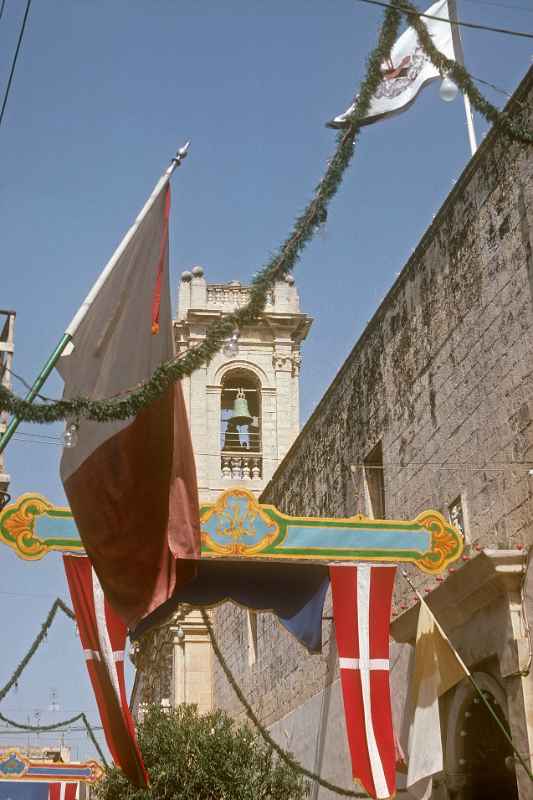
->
330, 564, 396, 799
63, 555, 148, 788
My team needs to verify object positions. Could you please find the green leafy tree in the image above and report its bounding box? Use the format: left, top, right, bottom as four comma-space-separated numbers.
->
94, 704, 310, 800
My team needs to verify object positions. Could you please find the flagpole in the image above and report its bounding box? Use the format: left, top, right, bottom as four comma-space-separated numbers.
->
448, 0, 478, 156
401, 571, 533, 780
0, 142, 191, 456
462, 93, 478, 157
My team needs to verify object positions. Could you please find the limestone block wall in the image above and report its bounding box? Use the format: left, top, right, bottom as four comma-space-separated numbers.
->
212, 69, 533, 728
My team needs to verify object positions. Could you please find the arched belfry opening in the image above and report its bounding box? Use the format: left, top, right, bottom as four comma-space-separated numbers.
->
220, 369, 262, 480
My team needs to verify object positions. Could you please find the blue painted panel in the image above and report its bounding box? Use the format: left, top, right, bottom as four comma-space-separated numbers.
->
281, 526, 431, 551
202, 495, 276, 547
35, 515, 77, 540
0, 783, 48, 799
28, 767, 90, 777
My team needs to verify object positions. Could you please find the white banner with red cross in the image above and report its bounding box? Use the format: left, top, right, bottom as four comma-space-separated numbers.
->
63, 556, 148, 788
330, 564, 397, 800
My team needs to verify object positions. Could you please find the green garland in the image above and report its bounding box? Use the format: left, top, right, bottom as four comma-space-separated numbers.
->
201, 610, 369, 798
0, 709, 108, 766
0, 597, 108, 765
0, 1, 531, 426
0, 599, 74, 703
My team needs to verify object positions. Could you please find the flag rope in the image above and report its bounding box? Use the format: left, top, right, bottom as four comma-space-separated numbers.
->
401, 572, 533, 782
0, 2, 531, 428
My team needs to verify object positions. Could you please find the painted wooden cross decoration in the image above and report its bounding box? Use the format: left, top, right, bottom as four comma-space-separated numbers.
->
0, 488, 462, 573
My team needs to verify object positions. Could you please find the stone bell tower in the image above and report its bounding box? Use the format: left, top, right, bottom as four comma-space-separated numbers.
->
130, 268, 311, 720
175, 266, 312, 502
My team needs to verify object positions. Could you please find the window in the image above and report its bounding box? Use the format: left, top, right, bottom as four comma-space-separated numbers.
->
364, 441, 385, 519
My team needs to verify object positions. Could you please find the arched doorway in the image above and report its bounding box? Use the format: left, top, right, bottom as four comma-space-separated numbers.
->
445, 672, 518, 800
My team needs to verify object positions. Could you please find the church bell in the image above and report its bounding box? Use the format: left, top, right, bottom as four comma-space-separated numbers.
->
228, 387, 253, 426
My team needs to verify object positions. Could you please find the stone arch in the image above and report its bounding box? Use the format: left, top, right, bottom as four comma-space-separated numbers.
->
444, 671, 518, 800
212, 359, 272, 390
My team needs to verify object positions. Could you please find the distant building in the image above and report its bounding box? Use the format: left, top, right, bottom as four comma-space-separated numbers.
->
0, 745, 70, 763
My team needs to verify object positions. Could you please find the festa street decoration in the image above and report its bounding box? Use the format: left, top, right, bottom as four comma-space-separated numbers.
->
1, 2, 522, 796
0, 488, 463, 573
330, 565, 397, 800
0, 4, 532, 435
0, 750, 102, 784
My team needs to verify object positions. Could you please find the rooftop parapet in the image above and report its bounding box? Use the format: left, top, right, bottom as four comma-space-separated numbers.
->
177, 265, 300, 320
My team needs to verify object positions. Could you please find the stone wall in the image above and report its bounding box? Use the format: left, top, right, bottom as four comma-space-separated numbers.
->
212, 67, 533, 741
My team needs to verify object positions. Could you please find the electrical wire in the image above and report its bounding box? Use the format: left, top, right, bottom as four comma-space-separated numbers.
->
9, 427, 533, 474
353, 0, 533, 38
0, 1, 6, 22
2, 365, 56, 401
0, 725, 104, 733
12, 436, 62, 447
0, 0, 33, 131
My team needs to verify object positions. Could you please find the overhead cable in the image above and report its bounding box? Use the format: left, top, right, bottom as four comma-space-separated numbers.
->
353, 0, 533, 38
0, 0, 33, 131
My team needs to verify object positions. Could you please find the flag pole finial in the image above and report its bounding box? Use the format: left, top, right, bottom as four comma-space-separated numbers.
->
172, 140, 191, 166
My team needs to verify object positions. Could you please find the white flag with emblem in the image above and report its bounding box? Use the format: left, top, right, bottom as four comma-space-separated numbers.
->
327, 0, 456, 128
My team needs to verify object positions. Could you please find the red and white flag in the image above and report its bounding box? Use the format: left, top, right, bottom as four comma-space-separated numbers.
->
58, 181, 200, 628
330, 564, 397, 800
48, 784, 78, 800
64, 555, 148, 788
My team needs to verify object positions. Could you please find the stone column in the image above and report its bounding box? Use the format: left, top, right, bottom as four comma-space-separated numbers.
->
206, 384, 222, 499
172, 609, 213, 714
273, 348, 294, 463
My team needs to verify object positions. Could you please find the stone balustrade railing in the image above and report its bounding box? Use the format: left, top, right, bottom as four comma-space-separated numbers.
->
220, 452, 262, 480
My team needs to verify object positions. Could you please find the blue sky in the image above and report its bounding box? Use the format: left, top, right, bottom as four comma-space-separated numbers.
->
0, 0, 531, 763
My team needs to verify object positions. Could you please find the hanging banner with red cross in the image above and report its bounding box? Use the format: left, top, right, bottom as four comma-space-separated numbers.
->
330, 564, 397, 800
63, 556, 148, 788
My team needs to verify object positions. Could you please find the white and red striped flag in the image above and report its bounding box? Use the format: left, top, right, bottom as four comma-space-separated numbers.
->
330, 564, 397, 800
48, 784, 78, 800
63, 555, 148, 788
